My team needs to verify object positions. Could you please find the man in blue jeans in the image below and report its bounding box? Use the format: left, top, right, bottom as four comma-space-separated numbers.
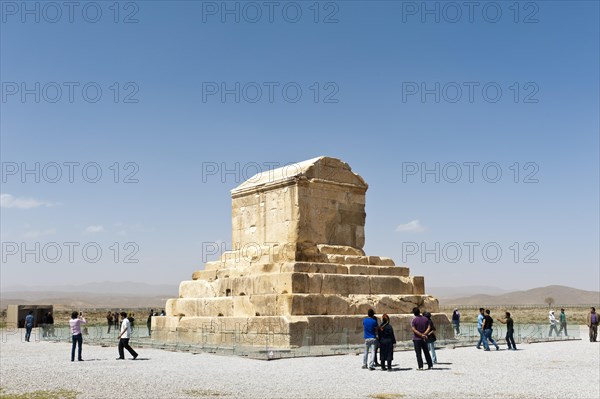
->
24, 311, 34, 342
482, 309, 500, 351
411, 307, 433, 370
476, 307, 489, 350
362, 309, 378, 370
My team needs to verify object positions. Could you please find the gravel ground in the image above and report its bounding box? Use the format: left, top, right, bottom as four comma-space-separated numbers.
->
1, 326, 598, 399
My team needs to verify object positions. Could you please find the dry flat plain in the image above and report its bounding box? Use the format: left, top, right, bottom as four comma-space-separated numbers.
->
1, 326, 599, 399
438, 306, 595, 324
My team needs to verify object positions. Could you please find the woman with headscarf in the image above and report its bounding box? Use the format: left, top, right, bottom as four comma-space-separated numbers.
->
377, 314, 396, 371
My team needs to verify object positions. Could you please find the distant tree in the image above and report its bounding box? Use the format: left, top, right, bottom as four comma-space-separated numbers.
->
544, 297, 555, 308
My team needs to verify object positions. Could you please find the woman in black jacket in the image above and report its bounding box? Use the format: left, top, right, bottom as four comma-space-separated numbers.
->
378, 314, 396, 371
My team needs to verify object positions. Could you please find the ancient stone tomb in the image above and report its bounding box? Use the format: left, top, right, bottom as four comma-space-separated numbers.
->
154, 156, 450, 347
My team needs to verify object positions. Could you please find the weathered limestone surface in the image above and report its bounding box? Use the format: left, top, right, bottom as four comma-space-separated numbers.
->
155, 157, 452, 347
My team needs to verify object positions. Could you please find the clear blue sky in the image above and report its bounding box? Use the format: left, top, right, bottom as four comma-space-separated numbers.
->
1, 0, 598, 292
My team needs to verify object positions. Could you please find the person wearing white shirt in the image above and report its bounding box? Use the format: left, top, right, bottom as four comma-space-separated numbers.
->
548, 310, 560, 337
117, 312, 138, 360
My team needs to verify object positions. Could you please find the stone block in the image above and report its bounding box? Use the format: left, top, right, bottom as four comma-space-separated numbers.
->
151, 315, 180, 332
192, 270, 217, 281
165, 298, 177, 316
270, 243, 297, 263
307, 273, 323, 294
325, 295, 352, 315
326, 254, 346, 264
247, 294, 292, 316
412, 276, 425, 295
367, 256, 381, 265
347, 265, 370, 275
344, 255, 368, 265
377, 266, 409, 277
369, 276, 414, 295
275, 294, 295, 316
216, 268, 244, 279
256, 263, 279, 273
335, 264, 348, 274
202, 298, 234, 317
292, 294, 327, 315
379, 257, 395, 266
321, 274, 370, 295
316, 244, 365, 256
281, 262, 339, 274
252, 274, 288, 295
203, 261, 223, 271
355, 226, 366, 249
172, 298, 199, 317
179, 280, 216, 298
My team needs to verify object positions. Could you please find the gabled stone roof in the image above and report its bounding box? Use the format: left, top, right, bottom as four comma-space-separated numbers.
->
231, 156, 367, 195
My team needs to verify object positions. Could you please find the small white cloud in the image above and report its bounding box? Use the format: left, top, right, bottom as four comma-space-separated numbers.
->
22, 228, 57, 239
84, 225, 105, 234
0, 194, 53, 209
396, 220, 426, 233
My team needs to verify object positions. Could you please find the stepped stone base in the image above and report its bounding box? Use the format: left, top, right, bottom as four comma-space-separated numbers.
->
153, 313, 452, 348
154, 256, 446, 347
155, 252, 448, 347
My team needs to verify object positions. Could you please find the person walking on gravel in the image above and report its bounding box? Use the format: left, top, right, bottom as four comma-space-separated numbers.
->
548, 311, 560, 337
498, 311, 517, 350
117, 312, 138, 360
482, 309, 499, 351
476, 308, 489, 351
558, 309, 568, 336
362, 309, 378, 370
24, 311, 34, 342
411, 307, 433, 370
587, 307, 598, 342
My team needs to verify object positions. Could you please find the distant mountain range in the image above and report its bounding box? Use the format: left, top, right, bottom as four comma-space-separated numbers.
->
438, 285, 600, 306
429, 285, 511, 299
0, 281, 178, 309
3, 281, 178, 296
1, 282, 598, 309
